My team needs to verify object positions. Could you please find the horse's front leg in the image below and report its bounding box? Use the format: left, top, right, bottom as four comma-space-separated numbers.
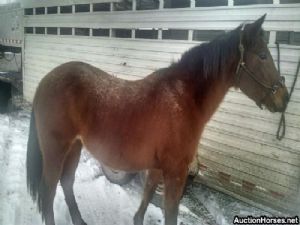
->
163, 167, 188, 225
134, 169, 162, 225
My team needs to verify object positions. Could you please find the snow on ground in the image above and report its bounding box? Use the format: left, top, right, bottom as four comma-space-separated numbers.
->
0, 109, 289, 225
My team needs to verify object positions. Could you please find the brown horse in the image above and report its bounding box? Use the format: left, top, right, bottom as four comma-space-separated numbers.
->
27, 15, 288, 225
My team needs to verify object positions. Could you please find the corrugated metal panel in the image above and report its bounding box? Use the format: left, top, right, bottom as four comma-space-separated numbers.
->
22, 1, 300, 214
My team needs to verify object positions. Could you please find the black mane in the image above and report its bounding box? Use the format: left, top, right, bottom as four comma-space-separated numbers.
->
177, 27, 241, 80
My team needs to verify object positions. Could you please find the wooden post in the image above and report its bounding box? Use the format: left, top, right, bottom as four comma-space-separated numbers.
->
132, 0, 136, 11
158, 29, 162, 40
269, 31, 276, 44
110, 29, 115, 38
190, 0, 196, 8
159, 0, 164, 9
228, 0, 234, 6
188, 30, 193, 41
289, 31, 294, 45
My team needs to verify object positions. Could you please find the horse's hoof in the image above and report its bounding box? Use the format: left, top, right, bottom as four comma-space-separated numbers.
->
133, 214, 143, 225
75, 220, 87, 225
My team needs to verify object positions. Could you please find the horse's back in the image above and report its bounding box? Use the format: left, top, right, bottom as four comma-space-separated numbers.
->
32, 61, 120, 139
33, 61, 155, 143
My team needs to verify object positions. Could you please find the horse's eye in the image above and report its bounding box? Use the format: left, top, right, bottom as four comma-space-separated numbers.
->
258, 52, 267, 60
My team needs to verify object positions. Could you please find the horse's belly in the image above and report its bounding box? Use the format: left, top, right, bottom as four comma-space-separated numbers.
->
82, 138, 157, 172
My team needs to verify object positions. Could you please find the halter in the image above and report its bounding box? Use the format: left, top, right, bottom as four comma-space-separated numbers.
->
235, 24, 285, 109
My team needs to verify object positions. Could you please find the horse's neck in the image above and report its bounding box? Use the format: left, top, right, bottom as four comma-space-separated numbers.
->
187, 69, 233, 124
198, 79, 231, 123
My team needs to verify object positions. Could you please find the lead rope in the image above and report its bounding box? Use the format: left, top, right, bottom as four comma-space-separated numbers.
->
276, 42, 300, 140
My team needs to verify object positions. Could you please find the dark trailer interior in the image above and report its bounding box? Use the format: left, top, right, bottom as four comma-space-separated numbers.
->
0, 44, 22, 113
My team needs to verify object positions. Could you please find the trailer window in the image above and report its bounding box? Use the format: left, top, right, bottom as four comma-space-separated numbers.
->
35, 7, 45, 15
280, 0, 300, 3
162, 29, 188, 40
47, 27, 58, 35
60, 5, 72, 14
195, 0, 228, 7
136, 0, 159, 10
24, 8, 33, 15
234, 0, 272, 5
113, 1, 132, 11
164, 0, 190, 8
75, 28, 90, 36
25, 27, 34, 34
93, 3, 110, 11
193, 30, 225, 41
276, 31, 300, 46
60, 27, 72, 35
47, 6, 58, 14
112, 29, 132, 38
36, 27, 45, 34
75, 4, 90, 13
93, 29, 110, 37
136, 29, 158, 39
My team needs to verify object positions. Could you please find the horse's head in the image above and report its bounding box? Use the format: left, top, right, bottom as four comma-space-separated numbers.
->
236, 14, 289, 112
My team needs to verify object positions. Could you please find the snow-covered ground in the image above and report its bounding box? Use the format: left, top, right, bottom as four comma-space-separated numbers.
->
0, 109, 287, 225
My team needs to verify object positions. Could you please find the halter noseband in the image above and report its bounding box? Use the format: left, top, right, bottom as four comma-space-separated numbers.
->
235, 24, 285, 109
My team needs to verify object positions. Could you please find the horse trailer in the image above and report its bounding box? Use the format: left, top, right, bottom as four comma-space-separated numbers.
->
1, 0, 300, 215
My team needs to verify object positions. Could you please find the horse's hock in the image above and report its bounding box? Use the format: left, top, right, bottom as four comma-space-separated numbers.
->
3, 0, 300, 216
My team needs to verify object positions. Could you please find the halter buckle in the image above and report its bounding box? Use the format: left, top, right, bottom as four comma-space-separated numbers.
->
279, 76, 285, 86
272, 85, 279, 94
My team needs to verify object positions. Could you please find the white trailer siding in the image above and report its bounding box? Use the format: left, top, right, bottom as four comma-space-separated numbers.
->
22, 0, 300, 213
0, 3, 22, 72
0, 3, 22, 47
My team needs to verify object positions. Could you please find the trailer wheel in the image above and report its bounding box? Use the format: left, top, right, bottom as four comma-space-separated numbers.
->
101, 164, 136, 185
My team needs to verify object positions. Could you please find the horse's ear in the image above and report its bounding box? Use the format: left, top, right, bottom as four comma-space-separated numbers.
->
254, 14, 266, 29
248, 14, 266, 36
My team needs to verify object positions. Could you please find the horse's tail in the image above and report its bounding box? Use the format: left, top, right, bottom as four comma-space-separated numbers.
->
26, 110, 43, 205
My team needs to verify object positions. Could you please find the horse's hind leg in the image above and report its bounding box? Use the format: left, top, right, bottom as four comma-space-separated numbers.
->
60, 139, 87, 225
40, 138, 69, 225
134, 169, 162, 225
